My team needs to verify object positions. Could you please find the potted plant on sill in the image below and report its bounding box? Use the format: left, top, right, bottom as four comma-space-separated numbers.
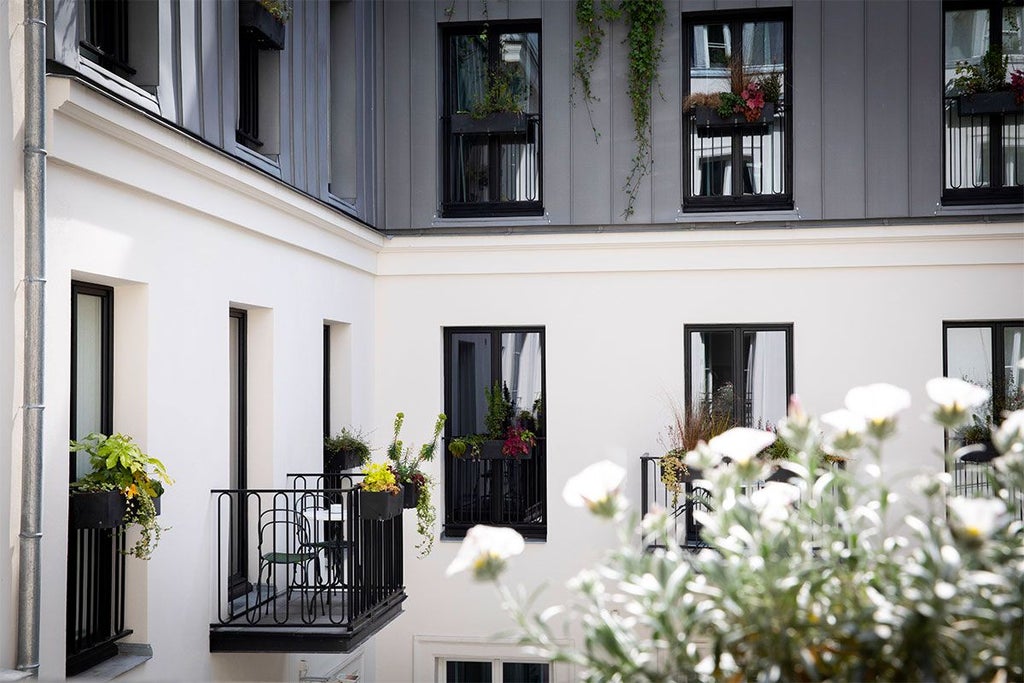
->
949, 47, 1024, 116
324, 427, 371, 473
358, 462, 403, 521
385, 412, 445, 557
238, 0, 292, 51
69, 433, 173, 560
448, 381, 541, 460
683, 56, 782, 138
451, 63, 533, 137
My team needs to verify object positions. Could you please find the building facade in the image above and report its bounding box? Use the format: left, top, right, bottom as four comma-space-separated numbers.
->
1, 0, 1022, 681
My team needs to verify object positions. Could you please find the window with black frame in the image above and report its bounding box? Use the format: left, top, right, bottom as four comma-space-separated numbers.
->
237, 0, 286, 154
79, 0, 133, 78
685, 325, 793, 430
682, 11, 792, 211
443, 327, 546, 539
943, 1, 1024, 204
442, 24, 542, 218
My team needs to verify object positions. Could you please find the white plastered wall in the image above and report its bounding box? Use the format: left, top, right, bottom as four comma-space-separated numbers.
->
371, 224, 1024, 683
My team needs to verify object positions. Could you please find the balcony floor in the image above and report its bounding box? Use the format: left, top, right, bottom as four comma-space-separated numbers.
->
210, 585, 406, 653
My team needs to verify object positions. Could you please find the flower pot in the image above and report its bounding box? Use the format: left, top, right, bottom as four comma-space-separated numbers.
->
324, 446, 364, 473
957, 91, 1022, 116
478, 439, 534, 460
402, 481, 421, 509
450, 112, 530, 136
238, 0, 286, 51
360, 486, 404, 521
69, 490, 127, 529
692, 103, 775, 138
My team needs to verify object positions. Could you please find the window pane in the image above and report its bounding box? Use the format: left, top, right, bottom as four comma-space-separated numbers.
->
503, 662, 550, 683
1003, 6, 1024, 70
451, 333, 492, 436
690, 331, 736, 423
446, 660, 492, 683
74, 293, 105, 477
498, 32, 539, 113
947, 326, 994, 429
945, 9, 989, 87
690, 23, 731, 90
453, 135, 491, 203
498, 135, 539, 202
501, 332, 543, 425
1004, 326, 1023, 411
741, 20, 784, 71
743, 330, 788, 427
453, 34, 488, 112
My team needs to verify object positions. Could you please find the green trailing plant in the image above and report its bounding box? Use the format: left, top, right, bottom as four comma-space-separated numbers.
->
70, 433, 173, 560
323, 427, 372, 470
258, 0, 292, 23
451, 382, 539, 459
485, 381, 513, 438
469, 64, 528, 119
571, 0, 665, 219
657, 396, 732, 504
952, 47, 1010, 95
385, 412, 446, 556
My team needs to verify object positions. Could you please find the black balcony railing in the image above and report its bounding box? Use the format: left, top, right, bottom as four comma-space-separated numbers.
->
640, 455, 718, 551
943, 97, 1024, 205
66, 525, 130, 676
210, 475, 406, 652
443, 440, 546, 540
953, 444, 1024, 521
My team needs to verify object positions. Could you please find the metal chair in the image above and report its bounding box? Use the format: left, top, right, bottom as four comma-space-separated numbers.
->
255, 507, 321, 618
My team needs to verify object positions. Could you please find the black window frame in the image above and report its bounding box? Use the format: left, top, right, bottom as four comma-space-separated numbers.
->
681, 9, 793, 212
684, 323, 794, 427
441, 21, 544, 218
941, 0, 1024, 206
442, 326, 547, 540
943, 319, 1024, 419
79, 0, 135, 80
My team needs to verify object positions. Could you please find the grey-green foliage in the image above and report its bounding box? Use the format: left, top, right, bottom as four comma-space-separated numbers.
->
497, 409, 1024, 682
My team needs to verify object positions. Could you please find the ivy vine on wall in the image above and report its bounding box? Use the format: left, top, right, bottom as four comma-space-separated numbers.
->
573, 0, 665, 219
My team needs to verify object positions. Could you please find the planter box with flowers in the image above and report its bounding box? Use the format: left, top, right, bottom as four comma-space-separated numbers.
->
69, 489, 128, 529
238, 0, 291, 51
324, 427, 371, 473
950, 48, 1024, 117
684, 59, 782, 139
448, 381, 541, 461
385, 412, 445, 555
358, 462, 403, 521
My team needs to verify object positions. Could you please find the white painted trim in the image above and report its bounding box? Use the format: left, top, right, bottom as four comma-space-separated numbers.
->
412, 635, 573, 683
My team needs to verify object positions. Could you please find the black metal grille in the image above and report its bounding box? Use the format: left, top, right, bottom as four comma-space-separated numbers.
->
443, 441, 547, 539
66, 526, 130, 676
79, 0, 135, 79
212, 477, 404, 630
953, 448, 1024, 521
942, 98, 1024, 204
640, 455, 715, 551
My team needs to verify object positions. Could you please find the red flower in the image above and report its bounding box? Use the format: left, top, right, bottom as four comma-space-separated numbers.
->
502, 426, 536, 458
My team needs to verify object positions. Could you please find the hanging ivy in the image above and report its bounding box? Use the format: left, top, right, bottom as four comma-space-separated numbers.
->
572, 0, 665, 219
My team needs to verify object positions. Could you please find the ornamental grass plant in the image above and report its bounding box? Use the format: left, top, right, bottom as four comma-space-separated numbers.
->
450, 378, 1024, 682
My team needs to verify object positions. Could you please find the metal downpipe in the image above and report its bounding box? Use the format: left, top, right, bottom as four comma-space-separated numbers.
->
17, 0, 46, 676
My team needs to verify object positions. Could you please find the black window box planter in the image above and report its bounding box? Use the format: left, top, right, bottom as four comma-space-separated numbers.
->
324, 447, 364, 473
239, 0, 286, 51
692, 103, 775, 138
69, 490, 127, 529
450, 112, 532, 136
402, 481, 421, 509
957, 91, 1023, 117
360, 486, 404, 521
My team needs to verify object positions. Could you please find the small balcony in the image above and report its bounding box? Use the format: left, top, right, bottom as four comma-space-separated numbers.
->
953, 443, 1024, 521
639, 455, 715, 551
209, 474, 405, 653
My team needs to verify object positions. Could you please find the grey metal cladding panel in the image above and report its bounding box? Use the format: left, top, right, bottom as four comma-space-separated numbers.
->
437, 0, 466, 23
792, 0, 823, 220
157, 0, 181, 125
865, 0, 909, 218
315, 1, 330, 199
542, 0, 572, 225
570, 0, 614, 225
409, 1, 437, 223
821, 0, 865, 220
652, 0, 682, 223
200, 0, 224, 145
909, 0, 942, 217
179, 0, 203, 136
509, 0, 542, 21
756, 0, 793, 7
285, 2, 305, 188
304, 0, 322, 194
383, 1, 412, 230
611, 17, 653, 223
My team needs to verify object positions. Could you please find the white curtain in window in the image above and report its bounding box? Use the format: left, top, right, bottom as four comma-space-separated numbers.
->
502, 333, 542, 413
1007, 328, 1022, 390
693, 25, 710, 69
747, 331, 787, 425
690, 333, 707, 410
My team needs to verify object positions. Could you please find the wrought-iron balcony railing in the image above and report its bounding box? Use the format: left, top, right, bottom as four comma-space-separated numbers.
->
640, 454, 720, 551
209, 474, 405, 652
953, 443, 1024, 521
443, 439, 547, 540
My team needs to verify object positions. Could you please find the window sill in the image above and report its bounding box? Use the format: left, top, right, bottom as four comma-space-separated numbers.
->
430, 213, 551, 229
77, 58, 159, 117
233, 143, 282, 178
934, 203, 1024, 216
676, 208, 803, 224
69, 643, 152, 681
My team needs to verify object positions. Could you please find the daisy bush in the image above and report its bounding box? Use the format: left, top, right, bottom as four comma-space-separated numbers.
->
449, 380, 1024, 682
